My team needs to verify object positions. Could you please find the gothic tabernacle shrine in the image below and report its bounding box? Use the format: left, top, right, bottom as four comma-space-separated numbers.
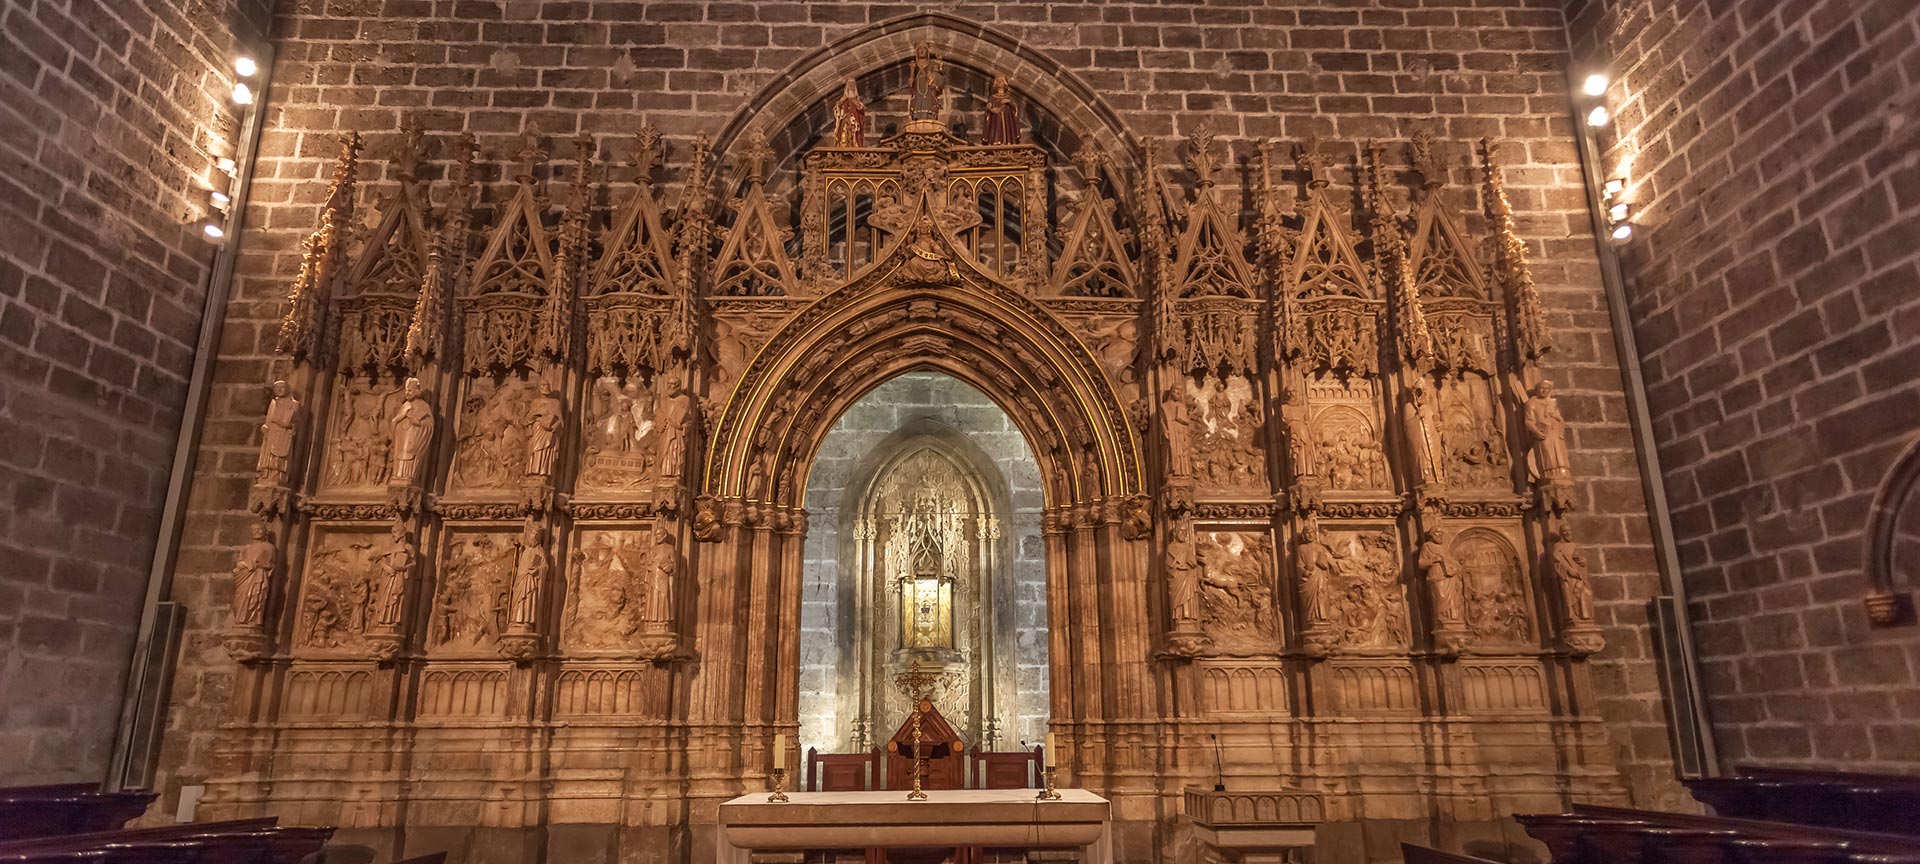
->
208, 35, 1625, 864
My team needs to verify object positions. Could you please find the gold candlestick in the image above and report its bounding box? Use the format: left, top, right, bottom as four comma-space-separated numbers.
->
893, 664, 943, 802
907, 698, 928, 801
767, 766, 789, 803
1038, 765, 1062, 801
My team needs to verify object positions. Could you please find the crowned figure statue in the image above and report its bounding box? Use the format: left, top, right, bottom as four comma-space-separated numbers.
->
905, 41, 946, 133
982, 74, 1021, 144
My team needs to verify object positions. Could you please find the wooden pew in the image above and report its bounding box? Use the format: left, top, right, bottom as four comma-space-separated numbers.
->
1515, 803, 1920, 864
1687, 766, 1920, 837
0, 787, 158, 841
0, 818, 330, 864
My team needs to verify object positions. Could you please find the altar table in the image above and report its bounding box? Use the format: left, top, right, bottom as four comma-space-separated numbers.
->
717, 789, 1113, 864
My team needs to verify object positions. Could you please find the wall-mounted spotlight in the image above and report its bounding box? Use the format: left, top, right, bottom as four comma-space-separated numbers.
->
210, 190, 232, 211
1582, 73, 1609, 97
1586, 105, 1611, 127
231, 82, 255, 106
1602, 177, 1633, 242
216, 157, 237, 176
234, 56, 258, 77
202, 222, 227, 241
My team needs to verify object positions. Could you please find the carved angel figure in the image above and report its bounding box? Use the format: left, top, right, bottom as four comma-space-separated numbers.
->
832, 77, 866, 147
230, 522, 276, 630
255, 380, 300, 489
388, 377, 436, 487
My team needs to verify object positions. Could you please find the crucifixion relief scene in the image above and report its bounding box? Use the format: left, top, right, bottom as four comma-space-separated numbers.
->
2, 3, 1918, 864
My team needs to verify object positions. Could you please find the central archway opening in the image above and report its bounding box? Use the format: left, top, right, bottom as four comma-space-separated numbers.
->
797, 372, 1049, 759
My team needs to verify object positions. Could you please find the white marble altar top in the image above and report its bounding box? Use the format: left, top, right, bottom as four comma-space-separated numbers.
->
719, 789, 1111, 852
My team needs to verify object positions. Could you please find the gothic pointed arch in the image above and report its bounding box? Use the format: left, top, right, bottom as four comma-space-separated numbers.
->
710, 130, 802, 298
702, 210, 1141, 510
462, 132, 559, 375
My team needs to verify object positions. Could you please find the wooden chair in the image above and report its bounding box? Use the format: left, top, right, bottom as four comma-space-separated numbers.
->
972, 746, 1039, 789
806, 747, 879, 792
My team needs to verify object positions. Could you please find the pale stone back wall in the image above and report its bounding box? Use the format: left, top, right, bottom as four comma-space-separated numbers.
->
799, 372, 1048, 755
0, 0, 270, 786
147, 0, 1686, 812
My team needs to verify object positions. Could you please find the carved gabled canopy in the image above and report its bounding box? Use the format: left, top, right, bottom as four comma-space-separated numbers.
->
1482, 138, 1550, 367
277, 132, 361, 366
462, 130, 560, 374
1168, 125, 1256, 301
585, 126, 688, 379
1049, 144, 1137, 298
1284, 141, 1372, 301
335, 132, 435, 377
709, 130, 800, 298
1407, 134, 1489, 303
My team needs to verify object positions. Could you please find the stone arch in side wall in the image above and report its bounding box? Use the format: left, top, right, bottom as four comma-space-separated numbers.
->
1865, 432, 1920, 626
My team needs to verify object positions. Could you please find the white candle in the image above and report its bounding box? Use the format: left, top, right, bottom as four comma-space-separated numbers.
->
1044, 733, 1058, 768
772, 733, 785, 771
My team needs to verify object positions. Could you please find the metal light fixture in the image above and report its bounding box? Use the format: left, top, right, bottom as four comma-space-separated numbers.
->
232, 82, 254, 106
210, 190, 232, 211
1582, 73, 1609, 97
1586, 105, 1610, 127
234, 56, 258, 77
202, 222, 226, 240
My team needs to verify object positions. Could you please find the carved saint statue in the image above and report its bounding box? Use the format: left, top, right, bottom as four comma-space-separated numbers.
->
1552, 520, 1594, 623
1278, 385, 1312, 480
1419, 526, 1464, 626
1523, 379, 1572, 482
646, 521, 678, 621
525, 388, 564, 480
982, 74, 1021, 145
832, 77, 866, 147
1159, 366, 1194, 479
1165, 517, 1201, 624
652, 373, 692, 478
230, 522, 276, 630
906, 41, 945, 127
1402, 377, 1442, 488
1296, 521, 1335, 627
507, 521, 548, 632
255, 380, 300, 489
387, 377, 436, 487
372, 522, 418, 629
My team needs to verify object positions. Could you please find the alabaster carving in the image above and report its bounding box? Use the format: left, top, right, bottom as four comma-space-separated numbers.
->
652, 373, 693, 479
1197, 531, 1278, 651
1436, 375, 1510, 490
250, 380, 301, 515
581, 376, 655, 489
325, 379, 397, 489
1521, 378, 1575, 509
1159, 366, 1195, 480
1189, 374, 1267, 494
1165, 517, 1202, 625
1453, 527, 1530, 644
387, 377, 436, 491
1297, 520, 1337, 638
526, 388, 564, 481
1324, 530, 1410, 650
1402, 377, 1443, 490
1553, 521, 1593, 624
224, 522, 277, 662
431, 529, 511, 652
452, 378, 533, 490
296, 530, 382, 654
1420, 526, 1468, 654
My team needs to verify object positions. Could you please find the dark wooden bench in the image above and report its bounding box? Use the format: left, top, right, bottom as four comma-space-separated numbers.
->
1515, 803, 1920, 864
1687, 765, 1920, 837
0, 817, 331, 864
0, 786, 158, 841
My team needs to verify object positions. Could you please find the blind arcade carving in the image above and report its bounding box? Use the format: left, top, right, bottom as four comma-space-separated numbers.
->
213, 40, 1623, 863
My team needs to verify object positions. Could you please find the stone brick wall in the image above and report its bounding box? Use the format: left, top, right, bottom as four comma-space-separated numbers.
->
145, 0, 1689, 812
799, 372, 1048, 752
0, 0, 269, 785
1566, 0, 1920, 768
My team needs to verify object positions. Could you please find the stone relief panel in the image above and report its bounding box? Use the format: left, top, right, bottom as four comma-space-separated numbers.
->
293, 527, 382, 656
579, 376, 656, 492
1451, 526, 1532, 646
450, 377, 536, 492
564, 528, 651, 653
1198, 660, 1290, 716
1435, 374, 1510, 491
1188, 374, 1268, 495
1323, 529, 1410, 651
320, 380, 400, 492
1326, 659, 1417, 714
430, 528, 517, 655
1458, 660, 1547, 713
1196, 529, 1278, 651
1307, 377, 1389, 493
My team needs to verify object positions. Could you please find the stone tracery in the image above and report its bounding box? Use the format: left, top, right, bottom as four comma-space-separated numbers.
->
215, 31, 1623, 863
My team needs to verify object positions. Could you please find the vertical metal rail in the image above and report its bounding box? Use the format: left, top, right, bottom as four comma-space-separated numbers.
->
108, 44, 275, 792
1567, 69, 1720, 779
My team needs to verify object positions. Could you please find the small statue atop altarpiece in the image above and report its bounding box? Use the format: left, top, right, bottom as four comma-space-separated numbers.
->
905, 41, 946, 133
981, 74, 1021, 144
832, 77, 865, 147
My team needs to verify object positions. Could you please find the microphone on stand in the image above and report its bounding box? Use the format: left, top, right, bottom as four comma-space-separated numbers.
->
1211, 733, 1225, 792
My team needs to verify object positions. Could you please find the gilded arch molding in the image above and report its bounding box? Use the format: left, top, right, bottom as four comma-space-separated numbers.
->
702, 227, 1144, 509
708, 11, 1145, 204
